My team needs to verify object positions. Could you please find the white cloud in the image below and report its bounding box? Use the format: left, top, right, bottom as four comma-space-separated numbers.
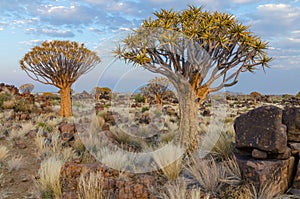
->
26, 28, 75, 37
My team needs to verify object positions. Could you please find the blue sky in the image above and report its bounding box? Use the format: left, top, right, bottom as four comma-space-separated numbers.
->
0, 0, 299, 94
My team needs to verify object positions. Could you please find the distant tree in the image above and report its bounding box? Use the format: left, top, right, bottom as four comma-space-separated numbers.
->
115, 6, 272, 152
296, 92, 300, 98
140, 86, 151, 104
20, 40, 100, 117
19, 83, 34, 94
147, 77, 170, 110
94, 87, 112, 100
250, 91, 262, 104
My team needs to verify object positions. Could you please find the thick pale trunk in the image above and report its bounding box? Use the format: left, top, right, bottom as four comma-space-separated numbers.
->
176, 83, 199, 153
60, 86, 72, 117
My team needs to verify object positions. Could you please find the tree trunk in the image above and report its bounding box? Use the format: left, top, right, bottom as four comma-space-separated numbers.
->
60, 85, 72, 117
176, 82, 199, 153
144, 97, 148, 105
154, 94, 162, 112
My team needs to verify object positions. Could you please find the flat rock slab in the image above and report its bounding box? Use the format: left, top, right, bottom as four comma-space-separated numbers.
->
234, 105, 288, 154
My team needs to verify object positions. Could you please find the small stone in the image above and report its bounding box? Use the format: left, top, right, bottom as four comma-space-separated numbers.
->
252, 149, 268, 159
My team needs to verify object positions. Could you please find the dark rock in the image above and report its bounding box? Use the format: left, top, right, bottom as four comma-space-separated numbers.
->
236, 155, 295, 196
234, 105, 288, 154
282, 107, 300, 142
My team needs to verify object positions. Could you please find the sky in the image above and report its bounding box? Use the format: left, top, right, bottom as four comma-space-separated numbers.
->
0, 0, 299, 95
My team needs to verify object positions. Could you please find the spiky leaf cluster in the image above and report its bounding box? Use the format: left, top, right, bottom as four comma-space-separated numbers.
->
20, 40, 100, 89
115, 6, 272, 93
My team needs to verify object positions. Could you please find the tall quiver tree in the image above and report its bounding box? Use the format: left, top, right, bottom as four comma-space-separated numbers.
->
20, 40, 100, 117
115, 6, 272, 152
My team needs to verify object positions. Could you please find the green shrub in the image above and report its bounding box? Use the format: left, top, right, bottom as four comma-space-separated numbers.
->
134, 94, 145, 103
141, 106, 149, 113
37, 122, 53, 133
0, 92, 12, 110
13, 99, 32, 112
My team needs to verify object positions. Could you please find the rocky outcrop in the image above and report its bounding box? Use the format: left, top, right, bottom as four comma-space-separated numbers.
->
0, 83, 19, 95
234, 105, 298, 195
234, 105, 288, 156
60, 161, 160, 199
283, 107, 300, 142
236, 155, 294, 194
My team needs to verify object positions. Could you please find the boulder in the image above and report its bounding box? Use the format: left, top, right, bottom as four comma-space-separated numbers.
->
236, 155, 295, 196
234, 105, 288, 154
282, 107, 300, 142
58, 122, 76, 134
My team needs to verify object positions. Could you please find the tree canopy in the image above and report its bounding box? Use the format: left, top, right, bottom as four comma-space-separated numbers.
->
20, 40, 100, 89
115, 6, 272, 103
20, 40, 100, 117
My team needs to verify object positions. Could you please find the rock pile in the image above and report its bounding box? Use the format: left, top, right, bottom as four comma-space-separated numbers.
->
0, 83, 19, 95
234, 105, 300, 195
60, 161, 159, 199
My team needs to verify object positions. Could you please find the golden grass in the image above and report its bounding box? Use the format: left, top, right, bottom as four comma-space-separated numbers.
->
38, 156, 63, 199
0, 146, 9, 162
153, 143, 184, 181
78, 171, 104, 199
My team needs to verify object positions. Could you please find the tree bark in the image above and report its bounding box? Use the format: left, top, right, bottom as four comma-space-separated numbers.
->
60, 85, 72, 117
175, 81, 199, 153
154, 94, 163, 112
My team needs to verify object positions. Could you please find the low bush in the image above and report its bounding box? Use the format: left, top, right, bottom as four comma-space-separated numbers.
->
134, 93, 145, 103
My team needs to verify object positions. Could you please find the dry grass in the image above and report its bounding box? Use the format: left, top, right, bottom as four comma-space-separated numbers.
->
0, 146, 9, 162
96, 146, 136, 171
7, 155, 24, 172
34, 129, 76, 161
162, 179, 204, 199
37, 156, 63, 198
78, 171, 104, 199
162, 179, 187, 199
186, 156, 225, 195
221, 157, 242, 186
9, 121, 35, 140
153, 143, 184, 181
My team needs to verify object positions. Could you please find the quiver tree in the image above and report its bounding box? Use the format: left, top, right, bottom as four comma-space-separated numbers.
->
140, 86, 151, 105
93, 87, 112, 100
114, 6, 272, 152
20, 40, 100, 117
147, 77, 170, 110
19, 83, 34, 94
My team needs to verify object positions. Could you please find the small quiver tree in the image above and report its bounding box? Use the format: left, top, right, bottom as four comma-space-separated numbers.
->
20, 40, 100, 117
19, 83, 34, 94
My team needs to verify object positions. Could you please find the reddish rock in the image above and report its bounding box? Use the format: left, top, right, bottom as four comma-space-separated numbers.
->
282, 107, 300, 142
58, 122, 76, 134
234, 105, 288, 154
60, 161, 159, 199
252, 149, 267, 159
236, 155, 295, 195
14, 140, 27, 149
